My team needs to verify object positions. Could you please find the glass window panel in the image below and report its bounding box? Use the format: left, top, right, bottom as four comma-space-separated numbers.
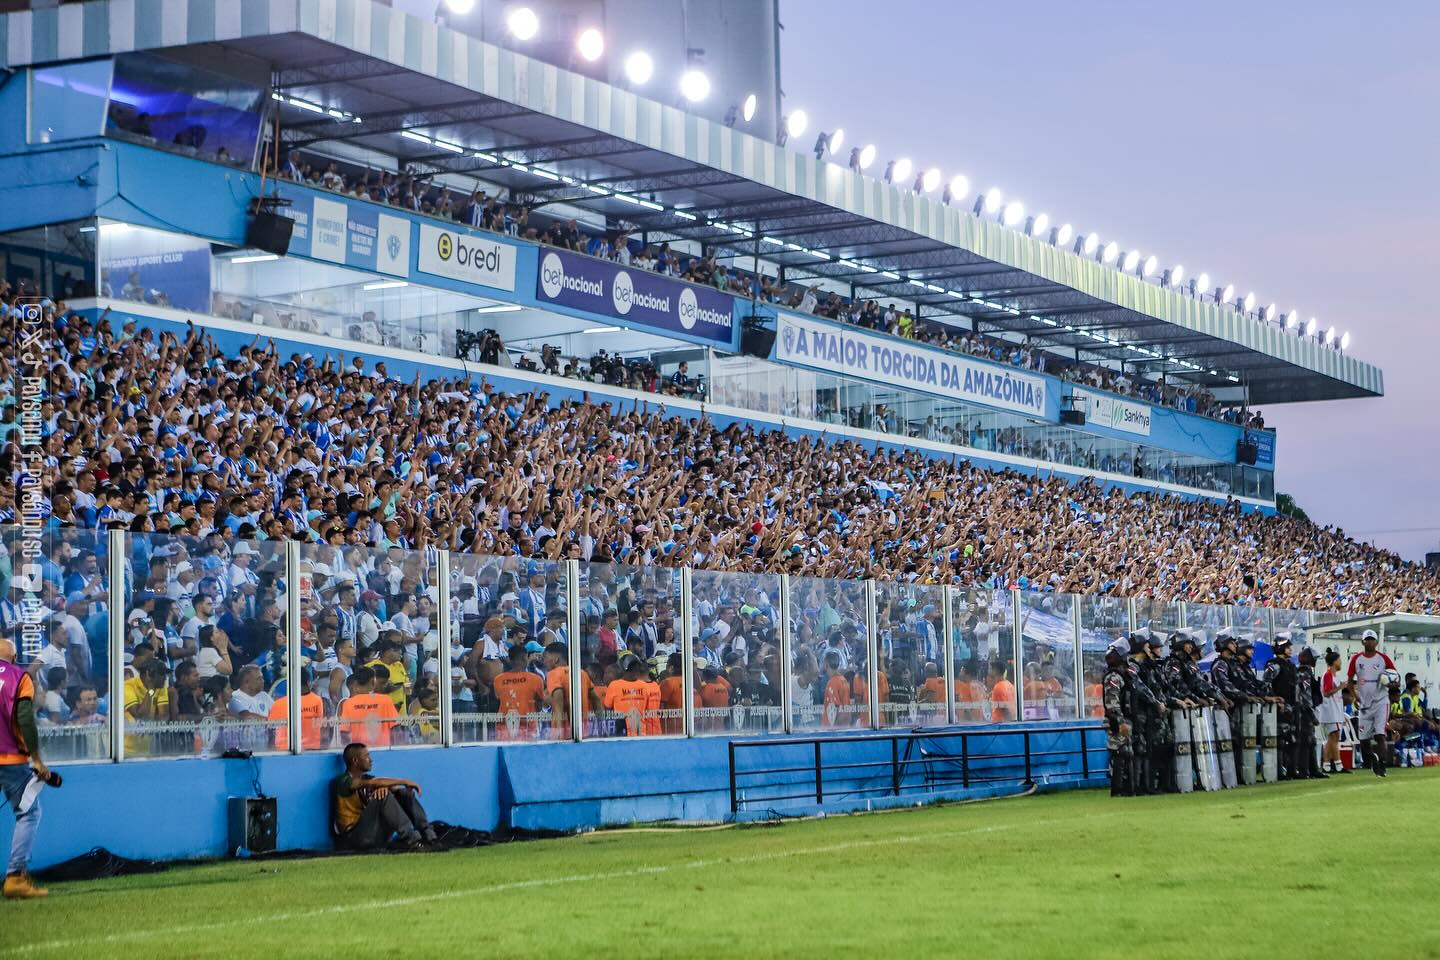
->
1017, 591, 1078, 720
447, 554, 571, 744
949, 588, 1016, 722
786, 575, 869, 730
98, 222, 213, 313
1079, 595, 1131, 719
576, 561, 679, 738
299, 541, 440, 751
21, 528, 110, 762
123, 533, 286, 758
874, 581, 947, 728
1182, 602, 1229, 652
29, 60, 113, 144
690, 570, 783, 736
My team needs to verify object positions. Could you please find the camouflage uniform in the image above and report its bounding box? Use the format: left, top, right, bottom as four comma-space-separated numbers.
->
1124, 648, 1165, 795
1208, 646, 1248, 779
1103, 654, 1133, 797
1138, 644, 1178, 793
1294, 649, 1324, 779
1262, 645, 1299, 780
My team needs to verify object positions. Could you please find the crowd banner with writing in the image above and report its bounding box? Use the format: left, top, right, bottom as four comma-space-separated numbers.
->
1075, 389, 1153, 437
534, 248, 735, 347
1246, 430, 1276, 470
417, 223, 516, 292
773, 311, 1052, 420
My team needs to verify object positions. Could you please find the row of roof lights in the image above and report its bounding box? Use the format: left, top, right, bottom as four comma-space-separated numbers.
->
410, 3, 1353, 366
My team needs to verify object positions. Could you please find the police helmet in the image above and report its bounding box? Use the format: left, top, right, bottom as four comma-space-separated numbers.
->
1297, 646, 1317, 665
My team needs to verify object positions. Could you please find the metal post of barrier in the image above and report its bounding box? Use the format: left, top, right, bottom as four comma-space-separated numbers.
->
1023, 730, 1033, 786
779, 573, 793, 734
942, 585, 956, 726
567, 560, 582, 743
1127, 596, 1139, 638
891, 736, 900, 796
285, 541, 303, 755
729, 739, 738, 813
680, 566, 695, 738
1072, 598, 1085, 720
814, 740, 824, 803
107, 528, 125, 763
864, 580, 879, 730
1012, 590, 1024, 723
437, 551, 453, 748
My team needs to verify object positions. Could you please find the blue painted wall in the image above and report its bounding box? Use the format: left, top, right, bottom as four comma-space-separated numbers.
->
0, 722, 1103, 869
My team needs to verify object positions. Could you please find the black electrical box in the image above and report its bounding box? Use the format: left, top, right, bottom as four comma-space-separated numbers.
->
228, 796, 277, 855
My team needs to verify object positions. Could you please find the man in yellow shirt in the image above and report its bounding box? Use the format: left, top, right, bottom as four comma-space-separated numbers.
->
331, 743, 435, 850
123, 660, 170, 756
366, 640, 409, 711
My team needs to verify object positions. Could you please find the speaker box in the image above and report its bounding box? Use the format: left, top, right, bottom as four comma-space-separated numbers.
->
740, 327, 777, 358
245, 211, 294, 257
1236, 440, 1258, 465
1059, 409, 1086, 426
228, 796, 277, 855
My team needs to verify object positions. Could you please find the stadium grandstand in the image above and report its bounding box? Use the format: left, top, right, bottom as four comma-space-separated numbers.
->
1, 0, 1437, 902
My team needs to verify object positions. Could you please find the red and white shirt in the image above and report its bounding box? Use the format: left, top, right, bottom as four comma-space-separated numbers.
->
1347, 650, 1395, 709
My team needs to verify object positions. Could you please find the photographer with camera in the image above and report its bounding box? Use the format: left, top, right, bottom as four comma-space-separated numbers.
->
1, 637, 58, 899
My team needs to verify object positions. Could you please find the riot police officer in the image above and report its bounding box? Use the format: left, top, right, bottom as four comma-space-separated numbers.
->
1139, 633, 1181, 792
1125, 634, 1166, 795
1103, 642, 1134, 797
1263, 634, 1300, 780
1294, 646, 1326, 779
1208, 634, 1247, 778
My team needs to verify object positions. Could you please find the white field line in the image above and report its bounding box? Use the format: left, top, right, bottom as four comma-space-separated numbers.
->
8, 809, 1120, 955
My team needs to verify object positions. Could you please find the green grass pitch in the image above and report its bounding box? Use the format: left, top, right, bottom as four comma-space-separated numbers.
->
9, 769, 1438, 959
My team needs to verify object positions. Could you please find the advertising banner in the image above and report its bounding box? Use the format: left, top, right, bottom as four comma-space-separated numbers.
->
417, 222, 517, 292
1076, 389, 1152, 436
773, 311, 1051, 419
309, 196, 348, 264
534, 248, 735, 347
278, 194, 411, 279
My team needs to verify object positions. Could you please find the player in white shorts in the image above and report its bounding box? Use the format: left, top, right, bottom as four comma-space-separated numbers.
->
1346, 629, 1396, 777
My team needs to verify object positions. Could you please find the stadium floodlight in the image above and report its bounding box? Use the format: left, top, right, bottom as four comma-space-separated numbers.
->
506, 6, 539, 39
742, 93, 757, 123
1220, 283, 1235, 304
1101, 241, 1119, 264
787, 110, 810, 140
1122, 250, 1140, 273
984, 187, 1003, 214
577, 27, 604, 61
1340, 331, 1351, 350
1305, 316, 1317, 337
445, 0, 476, 12
1284, 308, 1299, 329
1142, 255, 1158, 278
885, 157, 912, 185
1083, 232, 1100, 256
1242, 291, 1256, 314
680, 70, 711, 102
1055, 223, 1073, 246
1002, 201, 1024, 226
942, 174, 969, 206
1263, 303, 1277, 323
1325, 325, 1336, 345
624, 51, 654, 85
827, 126, 843, 152
922, 168, 942, 193
1029, 212, 1049, 238
858, 143, 877, 170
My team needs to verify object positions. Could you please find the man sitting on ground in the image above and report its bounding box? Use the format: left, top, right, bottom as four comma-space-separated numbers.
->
331, 742, 436, 851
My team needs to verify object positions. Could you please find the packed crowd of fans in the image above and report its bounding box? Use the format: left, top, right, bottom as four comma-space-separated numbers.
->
3, 286, 1435, 756
271, 150, 1258, 429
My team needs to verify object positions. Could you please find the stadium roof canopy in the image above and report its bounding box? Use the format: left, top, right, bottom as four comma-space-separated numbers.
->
1308, 614, 1440, 642
0, 0, 1384, 405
